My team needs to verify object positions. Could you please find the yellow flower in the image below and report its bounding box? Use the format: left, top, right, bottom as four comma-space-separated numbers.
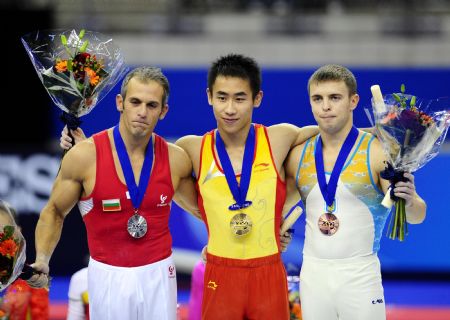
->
85, 67, 100, 86
55, 60, 68, 72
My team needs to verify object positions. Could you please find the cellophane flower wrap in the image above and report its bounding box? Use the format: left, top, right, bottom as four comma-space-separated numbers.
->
0, 213, 26, 293
371, 85, 450, 241
21, 29, 128, 131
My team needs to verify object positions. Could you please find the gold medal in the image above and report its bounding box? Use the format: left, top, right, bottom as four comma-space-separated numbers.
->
318, 213, 339, 236
230, 213, 252, 236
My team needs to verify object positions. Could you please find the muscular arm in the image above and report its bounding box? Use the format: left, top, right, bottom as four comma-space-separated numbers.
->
29, 142, 93, 287
282, 175, 301, 217
169, 142, 201, 219
173, 177, 201, 219
266, 124, 318, 173
371, 139, 426, 224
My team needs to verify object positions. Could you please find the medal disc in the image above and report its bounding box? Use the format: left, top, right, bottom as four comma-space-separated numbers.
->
229, 213, 252, 236
318, 213, 339, 236
127, 214, 148, 238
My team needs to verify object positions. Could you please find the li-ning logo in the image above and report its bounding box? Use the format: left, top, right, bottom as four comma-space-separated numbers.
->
255, 163, 269, 167
157, 194, 169, 207
207, 280, 218, 290
168, 265, 175, 278
254, 162, 270, 172
372, 298, 384, 304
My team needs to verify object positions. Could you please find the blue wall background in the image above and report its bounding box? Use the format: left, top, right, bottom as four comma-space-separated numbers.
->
50, 67, 450, 273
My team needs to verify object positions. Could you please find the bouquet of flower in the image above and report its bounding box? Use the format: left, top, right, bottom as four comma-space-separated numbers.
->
0, 284, 32, 320
371, 84, 450, 241
0, 227, 26, 293
21, 29, 127, 134
0, 278, 48, 320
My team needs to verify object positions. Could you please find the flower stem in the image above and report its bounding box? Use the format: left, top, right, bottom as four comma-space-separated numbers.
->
389, 198, 407, 241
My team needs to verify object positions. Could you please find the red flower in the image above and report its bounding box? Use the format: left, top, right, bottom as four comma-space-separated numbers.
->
0, 239, 18, 257
73, 52, 91, 64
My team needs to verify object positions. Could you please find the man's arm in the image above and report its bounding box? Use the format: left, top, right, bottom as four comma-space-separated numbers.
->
169, 142, 202, 219
173, 177, 202, 219
265, 124, 318, 172
282, 175, 302, 218
292, 125, 320, 147
29, 142, 91, 287
371, 139, 426, 224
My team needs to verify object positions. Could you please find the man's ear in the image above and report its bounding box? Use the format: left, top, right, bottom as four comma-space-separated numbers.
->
206, 88, 213, 106
350, 93, 360, 111
116, 94, 124, 113
159, 104, 169, 120
253, 90, 263, 109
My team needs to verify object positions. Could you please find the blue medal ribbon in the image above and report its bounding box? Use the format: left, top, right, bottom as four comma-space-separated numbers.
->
215, 125, 255, 211
113, 125, 153, 211
315, 127, 359, 212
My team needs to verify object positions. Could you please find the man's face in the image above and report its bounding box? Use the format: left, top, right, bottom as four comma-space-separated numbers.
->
309, 80, 359, 134
207, 76, 262, 135
116, 78, 168, 138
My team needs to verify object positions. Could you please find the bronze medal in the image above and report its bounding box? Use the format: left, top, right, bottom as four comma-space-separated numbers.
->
230, 213, 252, 236
318, 213, 339, 236
127, 213, 148, 238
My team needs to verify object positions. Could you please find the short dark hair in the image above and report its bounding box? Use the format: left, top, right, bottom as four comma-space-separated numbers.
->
308, 64, 357, 96
208, 54, 261, 99
120, 66, 170, 105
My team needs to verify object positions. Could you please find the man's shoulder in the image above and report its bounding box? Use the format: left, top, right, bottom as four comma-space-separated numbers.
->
266, 123, 299, 134
61, 138, 96, 175
66, 138, 96, 160
175, 135, 203, 153
265, 123, 298, 143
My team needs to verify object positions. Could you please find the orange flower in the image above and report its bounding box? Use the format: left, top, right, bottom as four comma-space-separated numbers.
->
0, 239, 18, 257
85, 67, 100, 86
55, 60, 68, 72
381, 112, 397, 124
292, 302, 302, 318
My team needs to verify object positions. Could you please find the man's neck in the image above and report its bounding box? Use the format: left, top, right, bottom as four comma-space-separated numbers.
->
216, 123, 252, 150
319, 123, 354, 150
117, 125, 153, 154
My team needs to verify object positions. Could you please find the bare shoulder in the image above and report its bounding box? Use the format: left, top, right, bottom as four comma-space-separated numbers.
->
267, 123, 299, 137
167, 142, 193, 177
265, 123, 299, 150
267, 123, 319, 147
175, 134, 203, 175
168, 142, 191, 163
60, 137, 96, 180
175, 135, 202, 153
368, 135, 388, 173
286, 142, 307, 178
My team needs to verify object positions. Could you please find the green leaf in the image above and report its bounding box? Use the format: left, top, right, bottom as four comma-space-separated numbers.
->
401, 84, 406, 93
79, 29, 85, 40
67, 59, 73, 71
410, 95, 416, 107
80, 40, 89, 53
61, 35, 67, 46
393, 93, 402, 102
3, 225, 15, 239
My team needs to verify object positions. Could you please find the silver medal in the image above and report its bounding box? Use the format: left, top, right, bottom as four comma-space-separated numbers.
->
127, 213, 148, 238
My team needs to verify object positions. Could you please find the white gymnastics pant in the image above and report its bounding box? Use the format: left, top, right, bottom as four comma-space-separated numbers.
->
88, 255, 177, 320
300, 254, 386, 320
